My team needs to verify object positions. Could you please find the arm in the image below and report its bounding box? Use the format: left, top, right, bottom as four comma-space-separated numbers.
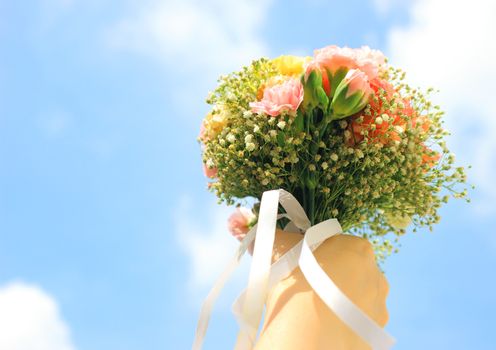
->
254, 230, 389, 350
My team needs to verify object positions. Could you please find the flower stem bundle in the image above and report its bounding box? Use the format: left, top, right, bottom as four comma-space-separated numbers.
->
199, 45, 469, 260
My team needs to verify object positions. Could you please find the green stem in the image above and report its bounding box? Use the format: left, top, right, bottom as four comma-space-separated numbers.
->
302, 187, 307, 217
318, 112, 332, 136
308, 187, 316, 226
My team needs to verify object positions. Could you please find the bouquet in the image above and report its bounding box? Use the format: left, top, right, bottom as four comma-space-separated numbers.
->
199, 45, 468, 259
194, 45, 469, 350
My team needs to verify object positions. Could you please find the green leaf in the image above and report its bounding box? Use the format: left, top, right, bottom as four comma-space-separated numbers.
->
302, 70, 323, 110
325, 69, 334, 97
316, 86, 329, 109
331, 67, 348, 95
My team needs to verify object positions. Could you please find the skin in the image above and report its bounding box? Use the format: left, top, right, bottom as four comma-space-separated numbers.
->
253, 230, 389, 350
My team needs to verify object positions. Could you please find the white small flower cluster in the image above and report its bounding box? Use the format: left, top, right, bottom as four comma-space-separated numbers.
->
199, 59, 469, 260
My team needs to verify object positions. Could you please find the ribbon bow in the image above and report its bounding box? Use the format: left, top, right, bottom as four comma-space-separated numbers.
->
192, 189, 395, 350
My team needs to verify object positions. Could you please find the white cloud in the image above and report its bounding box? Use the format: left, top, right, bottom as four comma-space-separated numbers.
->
175, 195, 242, 290
105, 0, 272, 74
373, 0, 397, 14
384, 0, 496, 212
374, 0, 415, 15
108, 0, 274, 300
0, 282, 76, 350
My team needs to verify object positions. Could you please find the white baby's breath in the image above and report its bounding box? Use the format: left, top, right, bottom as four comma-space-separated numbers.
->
200, 57, 469, 261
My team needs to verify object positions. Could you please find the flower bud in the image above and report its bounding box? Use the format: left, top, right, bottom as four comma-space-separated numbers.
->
301, 62, 329, 110
203, 162, 218, 179
228, 207, 256, 240
330, 69, 373, 120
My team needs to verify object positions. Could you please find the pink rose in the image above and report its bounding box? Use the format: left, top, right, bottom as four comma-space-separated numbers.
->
250, 78, 304, 117
202, 163, 217, 179
228, 207, 256, 240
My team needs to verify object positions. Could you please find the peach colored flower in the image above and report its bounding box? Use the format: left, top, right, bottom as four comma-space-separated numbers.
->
228, 207, 256, 240
354, 46, 386, 80
203, 163, 217, 179
250, 78, 304, 117
313, 45, 385, 80
314, 45, 358, 74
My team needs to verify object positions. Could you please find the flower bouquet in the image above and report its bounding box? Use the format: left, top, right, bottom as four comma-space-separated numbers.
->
194, 45, 468, 350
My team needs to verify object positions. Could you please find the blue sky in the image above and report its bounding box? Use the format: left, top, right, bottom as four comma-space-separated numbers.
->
1, 0, 495, 349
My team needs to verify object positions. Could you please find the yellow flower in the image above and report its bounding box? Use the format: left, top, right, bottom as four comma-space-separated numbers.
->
271, 55, 311, 76
204, 106, 228, 138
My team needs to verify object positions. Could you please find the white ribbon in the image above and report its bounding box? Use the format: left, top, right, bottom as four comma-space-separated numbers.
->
192, 189, 395, 350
